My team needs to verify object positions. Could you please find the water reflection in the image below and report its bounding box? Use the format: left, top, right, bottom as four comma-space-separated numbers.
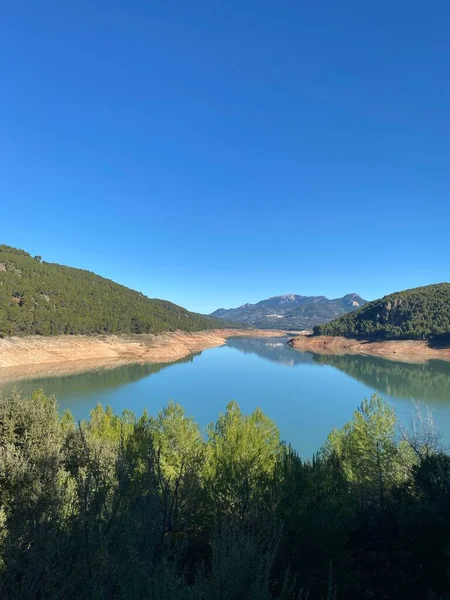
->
1, 336, 450, 456
226, 336, 314, 366
227, 338, 450, 404
1, 353, 199, 401
311, 354, 450, 403
6, 337, 450, 410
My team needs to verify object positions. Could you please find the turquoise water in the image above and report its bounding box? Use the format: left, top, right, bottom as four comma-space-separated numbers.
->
2, 336, 450, 457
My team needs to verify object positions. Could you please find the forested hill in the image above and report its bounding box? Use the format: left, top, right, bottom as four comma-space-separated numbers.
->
313, 283, 450, 340
0, 245, 227, 336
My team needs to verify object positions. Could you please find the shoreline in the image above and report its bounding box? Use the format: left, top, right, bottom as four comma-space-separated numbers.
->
288, 334, 450, 364
0, 329, 282, 383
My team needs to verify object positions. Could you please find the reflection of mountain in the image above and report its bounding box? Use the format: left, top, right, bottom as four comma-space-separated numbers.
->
7, 353, 199, 400
226, 336, 315, 366
313, 354, 450, 402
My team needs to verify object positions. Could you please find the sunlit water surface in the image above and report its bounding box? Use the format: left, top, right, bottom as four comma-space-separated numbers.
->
2, 336, 450, 457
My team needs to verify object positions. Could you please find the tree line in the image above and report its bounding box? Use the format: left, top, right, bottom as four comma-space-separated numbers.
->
0, 245, 229, 337
1, 389, 450, 599
314, 283, 450, 340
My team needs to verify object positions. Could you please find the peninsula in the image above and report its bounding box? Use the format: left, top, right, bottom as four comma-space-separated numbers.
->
289, 284, 450, 363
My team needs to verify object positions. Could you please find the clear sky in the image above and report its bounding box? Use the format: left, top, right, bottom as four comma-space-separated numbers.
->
1, 1, 449, 314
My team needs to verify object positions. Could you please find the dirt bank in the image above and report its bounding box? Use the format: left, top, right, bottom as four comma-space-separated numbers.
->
288, 335, 450, 364
0, 329, 281, 382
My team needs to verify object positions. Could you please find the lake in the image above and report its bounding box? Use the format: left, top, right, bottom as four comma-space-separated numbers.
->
2, 335, 450, 457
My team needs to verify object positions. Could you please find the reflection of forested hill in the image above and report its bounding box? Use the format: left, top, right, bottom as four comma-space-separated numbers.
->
226, 337, 315, 366
7, 353, 198, 400
313, 353, 450, 402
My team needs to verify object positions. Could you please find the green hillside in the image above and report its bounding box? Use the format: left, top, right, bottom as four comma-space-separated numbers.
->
0, 245, 228, 336
313, 283, 450, 340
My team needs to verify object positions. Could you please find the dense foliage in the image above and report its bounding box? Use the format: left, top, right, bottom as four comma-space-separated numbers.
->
1, 390, 450, 599
0, 245, 229, 336
314, 283, 450, 340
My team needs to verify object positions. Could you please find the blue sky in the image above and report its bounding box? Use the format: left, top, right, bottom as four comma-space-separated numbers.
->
1, 1, 449, 314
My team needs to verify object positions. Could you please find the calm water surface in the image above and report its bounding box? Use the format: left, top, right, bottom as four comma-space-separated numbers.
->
2, 336, 450, 457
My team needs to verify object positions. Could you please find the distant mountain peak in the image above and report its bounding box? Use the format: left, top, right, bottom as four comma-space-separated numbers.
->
210, 293, 367, 330
269, 294, 298, 300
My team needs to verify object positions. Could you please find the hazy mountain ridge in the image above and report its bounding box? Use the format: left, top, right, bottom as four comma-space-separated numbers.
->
211, 293, 367, 329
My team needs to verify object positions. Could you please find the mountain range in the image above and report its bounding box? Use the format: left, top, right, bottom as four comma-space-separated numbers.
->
210, 293, 367, 330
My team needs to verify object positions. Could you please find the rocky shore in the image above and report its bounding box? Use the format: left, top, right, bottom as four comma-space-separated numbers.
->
0, 329, 281, 381
288, 334, 450, 364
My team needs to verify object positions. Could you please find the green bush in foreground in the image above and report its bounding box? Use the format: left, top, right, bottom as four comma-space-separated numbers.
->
0, 390, 449, 599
